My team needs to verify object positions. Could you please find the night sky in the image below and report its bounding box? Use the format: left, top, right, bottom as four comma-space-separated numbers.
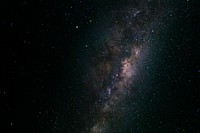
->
2, 0, 200, 133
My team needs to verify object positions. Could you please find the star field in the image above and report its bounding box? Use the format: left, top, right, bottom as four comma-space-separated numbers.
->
2, 0, 200, 133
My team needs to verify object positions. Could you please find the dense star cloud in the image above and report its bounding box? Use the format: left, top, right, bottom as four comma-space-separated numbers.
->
2, 0, 199, 132
83, 1, 168, 132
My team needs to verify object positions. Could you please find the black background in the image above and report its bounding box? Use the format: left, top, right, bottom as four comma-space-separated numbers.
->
1, 0, 200, 132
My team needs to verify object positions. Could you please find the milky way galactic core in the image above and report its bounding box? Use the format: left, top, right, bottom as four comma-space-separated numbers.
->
82, 0, 170, 132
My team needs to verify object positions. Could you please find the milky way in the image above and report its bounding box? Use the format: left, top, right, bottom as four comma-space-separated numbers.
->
84, 0, 168, 132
